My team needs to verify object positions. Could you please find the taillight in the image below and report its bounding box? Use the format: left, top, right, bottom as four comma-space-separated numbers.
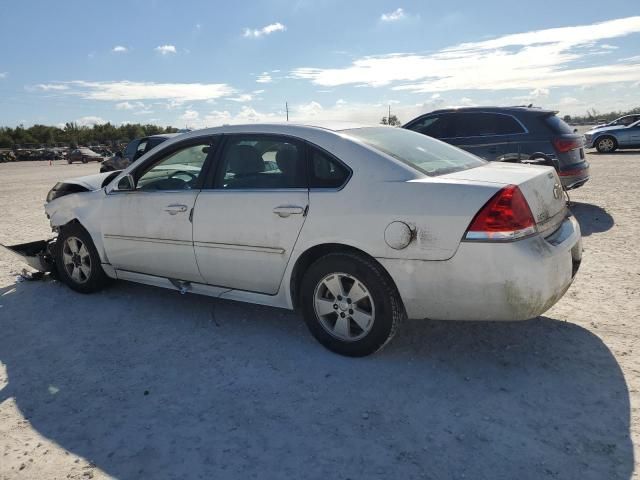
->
464, 185, 536, 241
553, 137, 583, 153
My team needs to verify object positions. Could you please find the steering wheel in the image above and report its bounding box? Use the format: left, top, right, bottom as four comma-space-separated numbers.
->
168, 170, 198, 183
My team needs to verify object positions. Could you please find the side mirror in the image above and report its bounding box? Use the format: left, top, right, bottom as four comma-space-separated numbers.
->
116, 174, 135, 191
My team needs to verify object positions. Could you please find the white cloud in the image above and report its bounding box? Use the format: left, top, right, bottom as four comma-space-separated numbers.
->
0, 72, 7, 79
115, 101, 139, 110
112, 45, 128, 53
529, 87, 550, 98
115, 101, 153, 115
243, 22, 286, 38
229, 94, 253, 102
600, 44, 618, 50
54, 80, 235, 102
252, 89, 265, 94
256, 72, 273, 83
291, 16, 640, 93
76, 116, 106, 127
180, 109, 199, 122
155, 44, 177, 55
381, 8, 405, 22
34, 83, 69, 91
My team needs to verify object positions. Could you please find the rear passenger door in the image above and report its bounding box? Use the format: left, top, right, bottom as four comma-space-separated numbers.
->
192, 135, 309, 294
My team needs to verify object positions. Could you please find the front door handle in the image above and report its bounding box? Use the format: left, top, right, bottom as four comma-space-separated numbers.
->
165, 204, 188, 215
273, 205, 305, 218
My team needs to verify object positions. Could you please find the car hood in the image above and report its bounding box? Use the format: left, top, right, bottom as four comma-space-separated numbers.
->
61, 171, 115, 190
585, 125, 621, 135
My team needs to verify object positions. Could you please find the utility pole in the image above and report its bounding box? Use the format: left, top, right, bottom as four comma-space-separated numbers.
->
286, 102, 289, 122
388, 104, 391, 124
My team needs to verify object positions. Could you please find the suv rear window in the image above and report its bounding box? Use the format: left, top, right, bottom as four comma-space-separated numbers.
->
344, 127, 485, 177
544, 115, 574, 134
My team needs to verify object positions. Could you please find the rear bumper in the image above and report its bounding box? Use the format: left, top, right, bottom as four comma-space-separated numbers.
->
559, 163, 590, 190
379, 216, 582, 321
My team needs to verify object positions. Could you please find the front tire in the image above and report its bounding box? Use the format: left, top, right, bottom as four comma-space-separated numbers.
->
300, 252, 405, 357
596, 136, 617, 153
55, 223, 111, 293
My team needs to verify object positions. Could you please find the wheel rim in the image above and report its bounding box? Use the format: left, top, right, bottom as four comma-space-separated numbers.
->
62, 236, 92, 284
313, 272, 375, 342
599, 138, 614, 152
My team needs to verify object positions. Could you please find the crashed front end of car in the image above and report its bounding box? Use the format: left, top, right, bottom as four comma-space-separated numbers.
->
0, 171, 118, 274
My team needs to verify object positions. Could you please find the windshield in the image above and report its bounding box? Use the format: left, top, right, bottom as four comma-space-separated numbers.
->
342, 127, 485, 176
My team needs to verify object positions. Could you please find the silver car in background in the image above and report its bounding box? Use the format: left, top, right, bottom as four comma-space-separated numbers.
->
34, 123, 582, 356
584, 120, 640, 153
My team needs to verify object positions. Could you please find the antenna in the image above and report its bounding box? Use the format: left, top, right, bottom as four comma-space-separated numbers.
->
286, 102, 289, 122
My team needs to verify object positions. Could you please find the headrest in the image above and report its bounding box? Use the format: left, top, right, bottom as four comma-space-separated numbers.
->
227, 145, 264, 175
276, 145, 298, 175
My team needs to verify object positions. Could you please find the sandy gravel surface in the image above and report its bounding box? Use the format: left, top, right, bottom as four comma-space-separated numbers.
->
0, 154, 638, 479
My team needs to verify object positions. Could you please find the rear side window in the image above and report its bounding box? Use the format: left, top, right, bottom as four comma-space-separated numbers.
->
309, 148, 350, 188
544, 115, 574, 134
454, 113, 525, 137
345, 127, 485, 177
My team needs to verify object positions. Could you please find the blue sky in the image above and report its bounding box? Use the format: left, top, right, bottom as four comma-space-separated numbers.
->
1, 0, 639, 128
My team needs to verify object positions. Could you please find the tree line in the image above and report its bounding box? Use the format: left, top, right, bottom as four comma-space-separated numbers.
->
0, 122, 179, 149
562, 107, 640, 125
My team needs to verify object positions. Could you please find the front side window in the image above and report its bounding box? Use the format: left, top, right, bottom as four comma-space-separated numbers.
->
407, 115, 454, 138
136, 142, 211, 191
217, 136, 305, 189
344, 127, 485, 177
123, 140, 138, 158
309, 148, 350, 188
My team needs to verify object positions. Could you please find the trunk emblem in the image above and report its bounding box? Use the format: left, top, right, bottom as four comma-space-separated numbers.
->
553, 183, 562, 199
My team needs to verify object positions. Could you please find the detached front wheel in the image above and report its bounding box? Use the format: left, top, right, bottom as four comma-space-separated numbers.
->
55, 223, 111, 293
301, 252, 405, 357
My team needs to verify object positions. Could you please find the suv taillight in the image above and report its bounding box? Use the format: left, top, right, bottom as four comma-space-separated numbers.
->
464, 185, 536, 241
553, 138, 582, 153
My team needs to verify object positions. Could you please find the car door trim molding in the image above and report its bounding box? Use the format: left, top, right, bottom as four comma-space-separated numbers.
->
193, 240, 285, 255
103, 233, 192, 247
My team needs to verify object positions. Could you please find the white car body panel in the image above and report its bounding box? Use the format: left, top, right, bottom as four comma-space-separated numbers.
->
43, 123, 581, 321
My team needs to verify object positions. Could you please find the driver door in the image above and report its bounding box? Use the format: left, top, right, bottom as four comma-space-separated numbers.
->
102, 136, 215, 282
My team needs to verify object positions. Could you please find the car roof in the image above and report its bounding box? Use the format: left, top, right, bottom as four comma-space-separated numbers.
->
147, 133, 182, 139
426, 106, 557, 116
171, 121, 378, 139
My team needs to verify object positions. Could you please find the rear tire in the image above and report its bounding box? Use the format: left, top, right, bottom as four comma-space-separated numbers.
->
300, 252, 405, 357
595, 136, 617, 153
55, 223, 111, 293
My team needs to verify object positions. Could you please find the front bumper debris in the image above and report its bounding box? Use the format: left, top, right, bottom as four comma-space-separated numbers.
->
0, 239, 57, 272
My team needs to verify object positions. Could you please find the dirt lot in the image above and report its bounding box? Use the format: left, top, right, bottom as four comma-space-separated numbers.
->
0, 154, 638, 479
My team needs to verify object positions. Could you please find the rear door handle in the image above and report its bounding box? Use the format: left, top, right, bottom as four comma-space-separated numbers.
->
165, 204, 188, 215
273, 205, 305, 218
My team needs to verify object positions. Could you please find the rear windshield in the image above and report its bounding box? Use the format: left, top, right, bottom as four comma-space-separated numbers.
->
544, 115, 574, 134
343, 127, 485, 176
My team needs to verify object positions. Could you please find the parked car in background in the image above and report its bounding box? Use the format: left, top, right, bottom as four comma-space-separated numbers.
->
593, 114, 640, 130
584, 120, 640, 153
99, 133, 180, 172
67, 147, 103, 164
403, 107, 589, 190
29, 123, 581, 356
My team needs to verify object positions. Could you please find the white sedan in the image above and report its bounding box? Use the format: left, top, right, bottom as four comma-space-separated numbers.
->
37, 123, 582, 356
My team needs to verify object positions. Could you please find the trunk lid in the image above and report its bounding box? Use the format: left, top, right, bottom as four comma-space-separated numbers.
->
442, 162, 567, 237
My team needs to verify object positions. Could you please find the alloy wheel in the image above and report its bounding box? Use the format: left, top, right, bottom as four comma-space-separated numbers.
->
598, 138, 615, 152
313, 272, 375, 342
62, 236, 92, 284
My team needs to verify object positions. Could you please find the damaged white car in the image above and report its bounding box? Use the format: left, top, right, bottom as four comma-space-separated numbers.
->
3, 123, 583, 356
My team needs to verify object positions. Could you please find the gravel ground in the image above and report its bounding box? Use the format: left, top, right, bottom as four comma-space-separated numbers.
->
0, 154, 638, 480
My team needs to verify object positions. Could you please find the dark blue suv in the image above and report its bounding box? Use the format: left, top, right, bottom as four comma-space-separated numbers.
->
403, 107, 589, 189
